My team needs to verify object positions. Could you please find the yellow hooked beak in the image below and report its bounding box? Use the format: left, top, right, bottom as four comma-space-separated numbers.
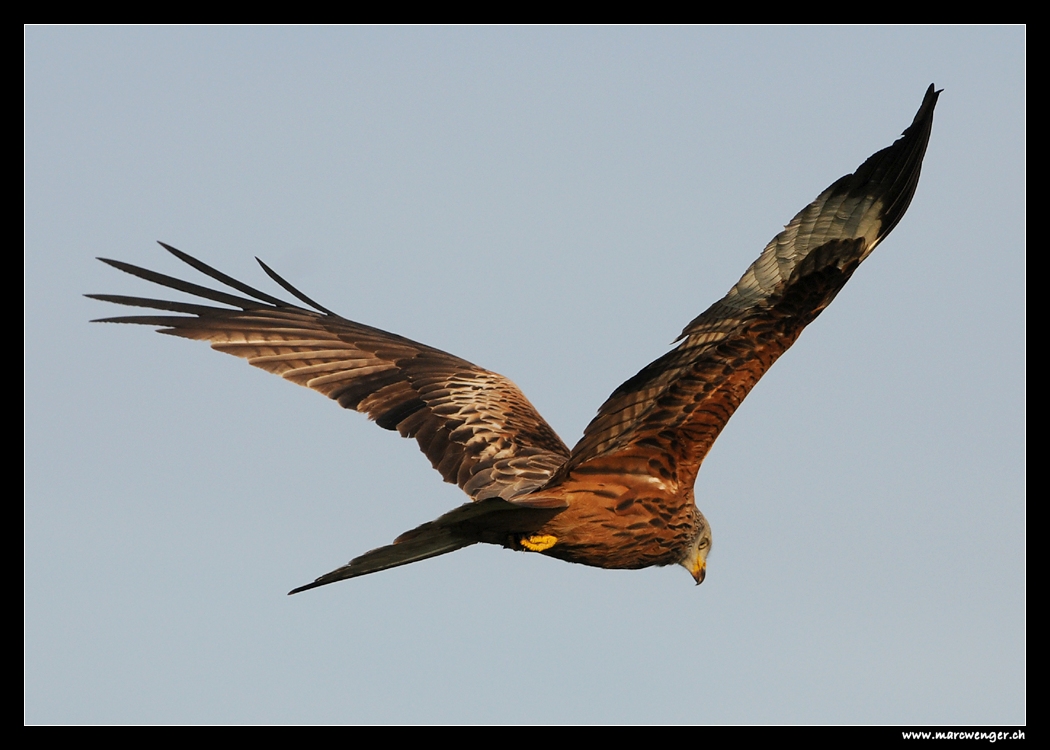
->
682, 548, 707, 585
691, 558, 706, 585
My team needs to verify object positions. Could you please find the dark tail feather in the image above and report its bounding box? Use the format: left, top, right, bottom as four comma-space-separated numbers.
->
288, 531, 475, 594
288, 497, 563, 594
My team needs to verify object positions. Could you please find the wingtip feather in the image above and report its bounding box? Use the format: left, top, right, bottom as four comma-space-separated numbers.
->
255, 256, 336, 315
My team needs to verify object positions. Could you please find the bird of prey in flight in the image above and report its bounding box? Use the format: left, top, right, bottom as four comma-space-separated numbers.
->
91, 85, 939, 593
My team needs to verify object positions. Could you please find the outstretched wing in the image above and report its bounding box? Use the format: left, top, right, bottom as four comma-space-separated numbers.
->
561, 85, 939, 487
90, 245, 570, 501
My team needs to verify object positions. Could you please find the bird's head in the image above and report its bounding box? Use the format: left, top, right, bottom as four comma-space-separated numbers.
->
680, 508, 712, 585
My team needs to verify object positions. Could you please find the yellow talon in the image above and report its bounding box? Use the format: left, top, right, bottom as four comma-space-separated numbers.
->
520, 534, 558, 552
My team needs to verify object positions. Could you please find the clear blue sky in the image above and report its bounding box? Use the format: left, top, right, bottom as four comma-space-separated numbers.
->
25, 27, 1024, 723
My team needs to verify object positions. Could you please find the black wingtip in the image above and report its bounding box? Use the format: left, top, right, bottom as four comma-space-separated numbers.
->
92, 256, 269, 310
152, 242, 295, 308
157, 241, 196, 266
844, 84, 939, 244
255, 256, 336, 316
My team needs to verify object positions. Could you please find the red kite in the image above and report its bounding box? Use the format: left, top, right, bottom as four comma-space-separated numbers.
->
91, 85, 939, 593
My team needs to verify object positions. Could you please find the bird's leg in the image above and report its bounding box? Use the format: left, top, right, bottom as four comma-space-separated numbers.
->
518, 534, 558, 552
